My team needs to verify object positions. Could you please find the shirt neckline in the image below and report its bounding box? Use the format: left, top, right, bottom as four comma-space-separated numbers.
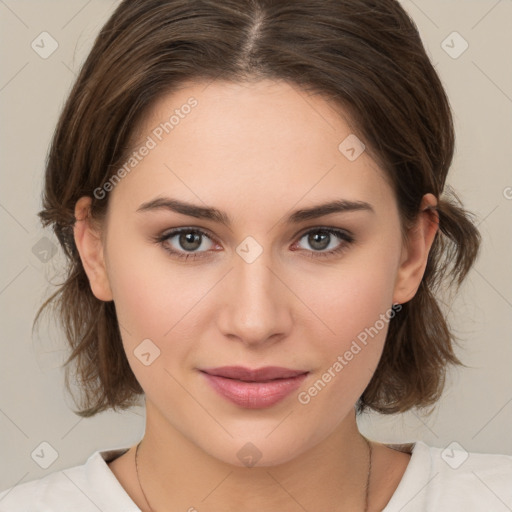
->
90, 440, 428, 511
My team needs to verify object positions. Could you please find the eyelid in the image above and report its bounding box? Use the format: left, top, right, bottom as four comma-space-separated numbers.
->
294, 224, 353, 239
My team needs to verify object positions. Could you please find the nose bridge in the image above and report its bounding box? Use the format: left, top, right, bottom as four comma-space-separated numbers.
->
235, 247, 274, 306
218, 241, 291, 344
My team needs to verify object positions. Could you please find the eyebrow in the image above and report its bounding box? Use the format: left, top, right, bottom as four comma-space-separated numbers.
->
136, 197, 375, 226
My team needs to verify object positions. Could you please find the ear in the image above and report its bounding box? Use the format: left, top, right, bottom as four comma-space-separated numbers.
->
393, 193, 439, 305
73, 196, 113, 301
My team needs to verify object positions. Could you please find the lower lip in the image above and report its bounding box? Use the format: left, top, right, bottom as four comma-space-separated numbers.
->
201, 371, 308, 409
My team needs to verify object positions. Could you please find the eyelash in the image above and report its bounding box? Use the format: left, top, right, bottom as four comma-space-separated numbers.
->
154, 226, 355, 262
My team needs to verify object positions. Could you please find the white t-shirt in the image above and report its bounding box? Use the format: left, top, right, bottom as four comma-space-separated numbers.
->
1, 440, 511, 511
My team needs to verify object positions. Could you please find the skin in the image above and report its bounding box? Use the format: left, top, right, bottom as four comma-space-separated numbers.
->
73, 79, 438, 511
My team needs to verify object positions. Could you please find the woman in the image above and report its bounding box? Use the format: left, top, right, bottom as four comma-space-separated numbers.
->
1, 0, 510, 510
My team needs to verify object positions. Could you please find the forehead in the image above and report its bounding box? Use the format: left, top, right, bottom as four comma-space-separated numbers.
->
138, 78, 359, 156
109, 79, 392, 216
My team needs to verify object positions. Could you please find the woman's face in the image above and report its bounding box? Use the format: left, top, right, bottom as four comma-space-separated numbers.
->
79, 79, 430, 467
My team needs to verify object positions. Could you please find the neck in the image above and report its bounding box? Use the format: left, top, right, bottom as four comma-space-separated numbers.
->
135, 403, 372, 512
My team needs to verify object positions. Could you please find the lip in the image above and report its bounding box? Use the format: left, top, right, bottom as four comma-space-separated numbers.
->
199, 366, 309, 409
200, 366, 308, 381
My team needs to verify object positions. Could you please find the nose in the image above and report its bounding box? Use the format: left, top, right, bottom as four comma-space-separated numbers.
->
216, 248, 293, 348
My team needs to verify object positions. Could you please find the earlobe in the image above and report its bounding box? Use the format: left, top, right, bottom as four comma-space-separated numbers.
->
73, 196, 113, 302
392, 193, 439, 305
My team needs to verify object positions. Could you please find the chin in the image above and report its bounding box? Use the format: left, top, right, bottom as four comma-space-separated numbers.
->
204, 434, 312, 469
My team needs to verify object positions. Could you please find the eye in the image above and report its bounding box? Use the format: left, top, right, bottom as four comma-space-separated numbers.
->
293, 227, 354, 258
154, 226, 354, 261
156, 228, 218, 260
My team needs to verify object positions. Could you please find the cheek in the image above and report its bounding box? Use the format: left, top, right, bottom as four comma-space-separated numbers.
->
105, 249, 195, 402
104, 236, 212, 380
105, 231, 194, 334
288, 253, 401, 451
299, 239, 399, 348
296, 238, 400, 396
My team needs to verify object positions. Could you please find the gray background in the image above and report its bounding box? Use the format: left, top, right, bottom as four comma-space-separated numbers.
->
1, 0, 511, 492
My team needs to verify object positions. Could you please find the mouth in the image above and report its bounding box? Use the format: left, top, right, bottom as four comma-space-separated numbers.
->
199, 366, 309, 409
199, 365, 309, 382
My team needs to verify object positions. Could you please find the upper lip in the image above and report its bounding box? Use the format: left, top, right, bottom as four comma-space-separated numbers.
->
200, 366, 308, 382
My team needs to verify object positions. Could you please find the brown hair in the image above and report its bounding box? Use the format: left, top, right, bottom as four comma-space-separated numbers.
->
34, 0, 481, 417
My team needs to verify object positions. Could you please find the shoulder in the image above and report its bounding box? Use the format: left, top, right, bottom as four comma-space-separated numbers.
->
383, 440, 512, 512
0, 446, 137, 512
0, 462, 87, 511
427, 442, 512, 504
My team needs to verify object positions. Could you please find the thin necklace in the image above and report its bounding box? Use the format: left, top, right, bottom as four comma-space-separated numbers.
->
135, 436, 372, 512
135, 440, 153, 512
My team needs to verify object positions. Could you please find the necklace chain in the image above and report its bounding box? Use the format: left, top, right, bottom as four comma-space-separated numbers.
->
135, 440, 153, 512
135, 436, 372, 512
